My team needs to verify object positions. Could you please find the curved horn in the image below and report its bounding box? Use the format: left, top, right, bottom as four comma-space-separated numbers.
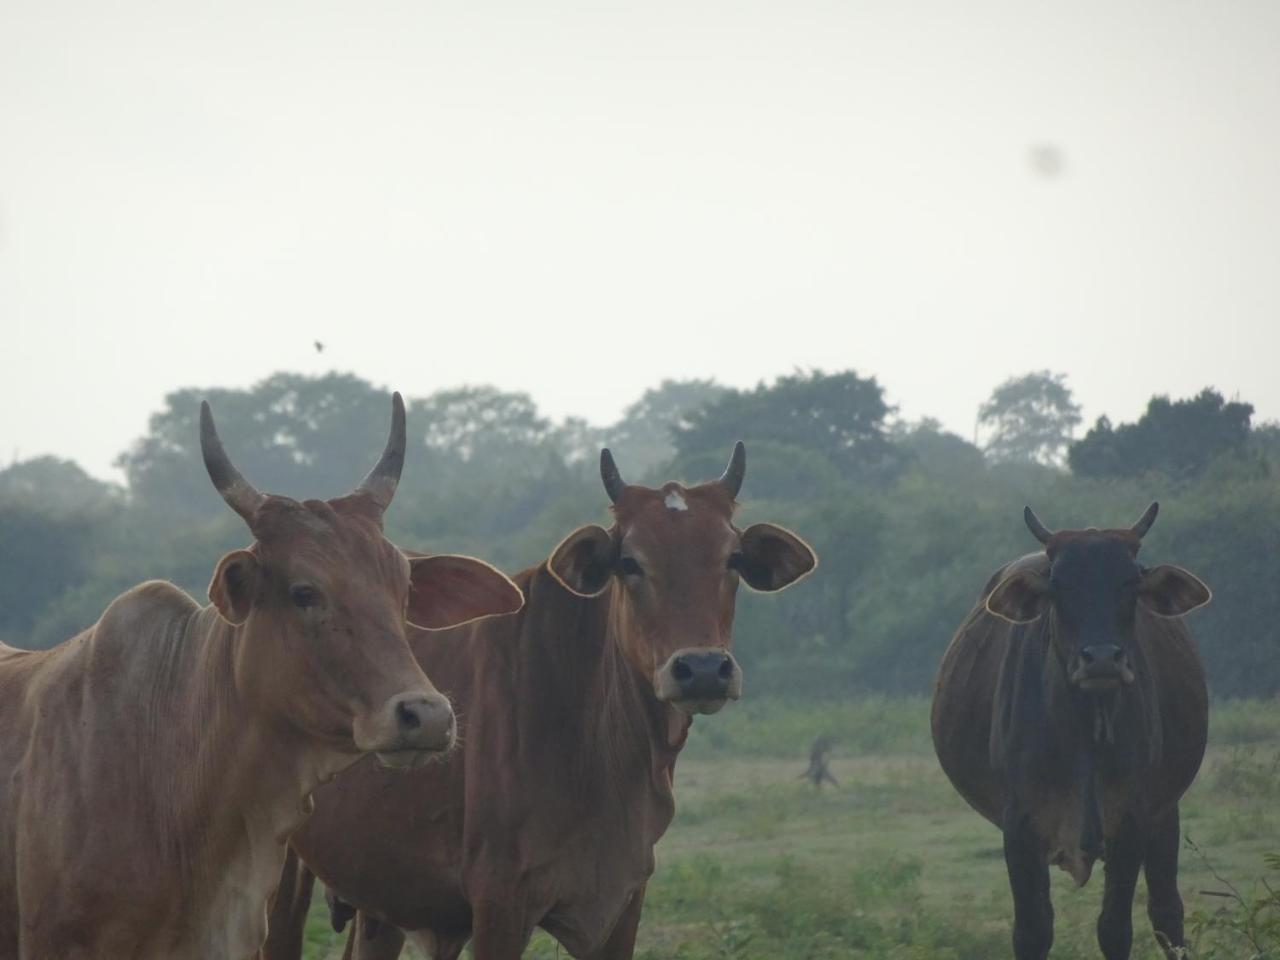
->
600, 448, 626, 504
200, 401, 266, 524
1130, 501, 1159, 539
1024, 505, 1054, 545
717, 441, 746, 499
353, 392, 407, 514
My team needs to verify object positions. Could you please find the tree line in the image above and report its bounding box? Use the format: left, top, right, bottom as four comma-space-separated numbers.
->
2, 369, 1277, 698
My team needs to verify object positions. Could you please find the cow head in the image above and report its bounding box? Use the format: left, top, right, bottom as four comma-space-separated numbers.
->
985, 503, 1210, 694
547, 444, 816, 715
202, 394, 523, 768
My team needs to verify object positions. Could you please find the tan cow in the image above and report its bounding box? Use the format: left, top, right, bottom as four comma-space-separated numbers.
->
0, 395, 523, 960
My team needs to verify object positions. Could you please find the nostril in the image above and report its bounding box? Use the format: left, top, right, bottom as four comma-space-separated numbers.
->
671, 658, 693, 683
1111, 648, 1125, 662
396, 700, 422, 731
1080, 649, 1095, 665
717, 658, 734, 680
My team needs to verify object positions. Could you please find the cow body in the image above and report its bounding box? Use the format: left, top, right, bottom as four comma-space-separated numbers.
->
932, 507, 1209, 960
0, 585, 352, 959
264, 446, 816, 960
293, 563, 681, 959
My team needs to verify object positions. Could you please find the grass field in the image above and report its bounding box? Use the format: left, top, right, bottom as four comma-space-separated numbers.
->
300, 698, 1280, 959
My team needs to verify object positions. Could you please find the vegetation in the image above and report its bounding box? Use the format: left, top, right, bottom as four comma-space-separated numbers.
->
978, 370, 1082, 467
4, 367, 1277, 957
294, 697, 1280, 959
3, 368, 1280, 699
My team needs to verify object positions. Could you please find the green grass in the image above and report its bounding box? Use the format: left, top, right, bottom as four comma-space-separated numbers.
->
301, 697, 1280, 959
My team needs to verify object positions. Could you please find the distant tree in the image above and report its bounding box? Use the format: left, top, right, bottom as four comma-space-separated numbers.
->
1248, 421, 1280, 468
0, 456, 121, 514
1069, 388, 1253, 480
602, 379, 727, 477
117, 373, 394, 516
552, 417, 603, 466
673, 370, 904, 486
400, 386, 592, 547
893, 418, 987, 481
0, 505, 98, 643
978, 371, 1081, 466
412, 386, 556, 466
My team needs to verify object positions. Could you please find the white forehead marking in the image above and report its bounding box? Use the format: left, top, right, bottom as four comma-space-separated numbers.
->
664, 491, 688, 512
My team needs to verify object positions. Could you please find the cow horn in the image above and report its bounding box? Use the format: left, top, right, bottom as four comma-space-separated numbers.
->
717, 441, 746, 499
1130, 501, 1159, 539
601, 448, 626, 504
352, 392, 407, 514
200, 401, 266, 524
1024, 505, 1054, 545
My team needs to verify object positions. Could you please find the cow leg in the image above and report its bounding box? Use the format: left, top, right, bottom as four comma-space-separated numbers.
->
1143, 806, 1186, 958
469, 898, 534, 960
583, 883, 647, 960
347, 913, 406, 960
258, 847, 316, 960
1096, 816, 1144, 960
1003, 811, 1053, 960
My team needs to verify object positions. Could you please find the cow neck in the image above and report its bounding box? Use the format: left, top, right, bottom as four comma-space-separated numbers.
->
518, 567, 688, 811
145, 606, 349, 895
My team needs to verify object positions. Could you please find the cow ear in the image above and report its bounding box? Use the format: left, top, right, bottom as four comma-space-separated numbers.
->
1139, 565, 1211, 617
407, 555, 524, 630
737, 523, 818, 592
985, 570, 1049, 624
209, 549, 260, 625
548, 524, 616, 597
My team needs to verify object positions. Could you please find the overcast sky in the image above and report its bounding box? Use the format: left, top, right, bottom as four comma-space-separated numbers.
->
3, 0, 1278, 480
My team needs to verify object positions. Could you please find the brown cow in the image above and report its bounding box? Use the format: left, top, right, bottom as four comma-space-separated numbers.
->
0, 395, 523, 960
932, 504, 1211, 960
262, 443, 817, 960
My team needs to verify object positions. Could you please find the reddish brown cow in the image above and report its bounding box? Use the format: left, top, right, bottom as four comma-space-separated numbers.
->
262, 444, 817, 960
932, 504, 1211, 960
0, 396, 523, 960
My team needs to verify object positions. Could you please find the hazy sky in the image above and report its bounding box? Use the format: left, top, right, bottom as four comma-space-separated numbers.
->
3, 0, 1278, 480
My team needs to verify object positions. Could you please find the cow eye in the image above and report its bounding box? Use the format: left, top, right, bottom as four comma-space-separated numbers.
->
290, 584, 321, 609
619, 556, 643, 577
728, 551, 744, 571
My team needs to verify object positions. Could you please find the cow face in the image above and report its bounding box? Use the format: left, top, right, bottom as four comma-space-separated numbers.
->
985, 504, 1210, 694
549, 445, 816, 715
202, 395, 523, 768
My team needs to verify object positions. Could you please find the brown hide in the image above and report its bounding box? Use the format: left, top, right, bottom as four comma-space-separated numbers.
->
0, 399, 520, 960
273, 474, 815, 960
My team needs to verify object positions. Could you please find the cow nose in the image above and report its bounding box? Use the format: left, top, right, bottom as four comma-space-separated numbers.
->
671, 651, 736, 699
389, 692, 455, 749
1080, 644, 1125, 667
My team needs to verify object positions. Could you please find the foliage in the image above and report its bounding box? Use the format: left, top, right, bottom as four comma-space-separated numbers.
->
673, 370, 906, 489
602, 378, 728, 479
0, 504, 102, 642
4, 369, 1280, 699
0, 456, 122, 514
1069, 388, 1254, 481
1184, 839, 1280, 959
978, 370, 1081, 466
116, 372, 398, 517
296, 697, 1280, 959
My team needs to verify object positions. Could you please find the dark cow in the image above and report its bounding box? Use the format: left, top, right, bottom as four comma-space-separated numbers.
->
0, 396, 523, 960
262, 444, 817, 960
932, 504, 1211, 960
